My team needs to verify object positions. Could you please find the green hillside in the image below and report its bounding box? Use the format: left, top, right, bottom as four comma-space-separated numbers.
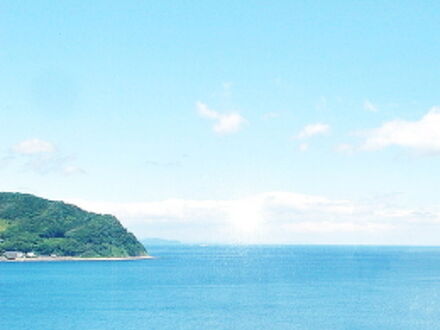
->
0, 192, 147, 257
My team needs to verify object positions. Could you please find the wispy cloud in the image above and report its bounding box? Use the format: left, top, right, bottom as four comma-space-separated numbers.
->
363, 99, 378, 112
145, 160, 182, 167
222, 82, 233, 98
361, 107, 440, 154
315, 96, 328, 111
197, 102, 247, 134
63, 165, 86, 176
297, 123, 330, 139
298, 143, 309, 152
8, 138, 85, 175
12, 138, 56, 154
262, 112, 280, 120
334, 143, 354, 154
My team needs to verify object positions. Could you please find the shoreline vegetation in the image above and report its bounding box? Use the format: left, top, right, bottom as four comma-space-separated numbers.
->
0, 255, 154, 262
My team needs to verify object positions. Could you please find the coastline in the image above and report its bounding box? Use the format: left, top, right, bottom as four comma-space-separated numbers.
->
0, 255, 154, 262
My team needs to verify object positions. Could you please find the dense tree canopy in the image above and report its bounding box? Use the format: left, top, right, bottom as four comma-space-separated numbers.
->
0, 193, 147, 257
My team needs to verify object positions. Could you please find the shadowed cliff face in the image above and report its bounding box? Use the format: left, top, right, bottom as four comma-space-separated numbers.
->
0, 192, 147, 257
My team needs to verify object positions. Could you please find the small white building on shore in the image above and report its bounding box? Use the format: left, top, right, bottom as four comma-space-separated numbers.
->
3, 251, 25, 260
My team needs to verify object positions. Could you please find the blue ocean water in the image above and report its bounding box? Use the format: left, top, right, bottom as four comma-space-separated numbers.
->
2, 245, 440, 330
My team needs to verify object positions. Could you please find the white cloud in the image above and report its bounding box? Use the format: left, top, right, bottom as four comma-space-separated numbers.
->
67, 191, 440, 244
11, 138, 56, 155
297, 123, 330, 139
364, 99, 378, 112
362, 107, 440, 153
197, 102, 247, 134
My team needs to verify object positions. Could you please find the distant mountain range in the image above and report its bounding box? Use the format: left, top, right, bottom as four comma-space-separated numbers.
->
0, 192, 147, 258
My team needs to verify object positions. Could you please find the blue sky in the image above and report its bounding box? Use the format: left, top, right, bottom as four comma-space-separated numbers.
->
2, 1, 440, 244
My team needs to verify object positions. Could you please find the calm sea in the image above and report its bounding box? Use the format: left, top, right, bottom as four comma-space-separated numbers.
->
2, 245, 440, 329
